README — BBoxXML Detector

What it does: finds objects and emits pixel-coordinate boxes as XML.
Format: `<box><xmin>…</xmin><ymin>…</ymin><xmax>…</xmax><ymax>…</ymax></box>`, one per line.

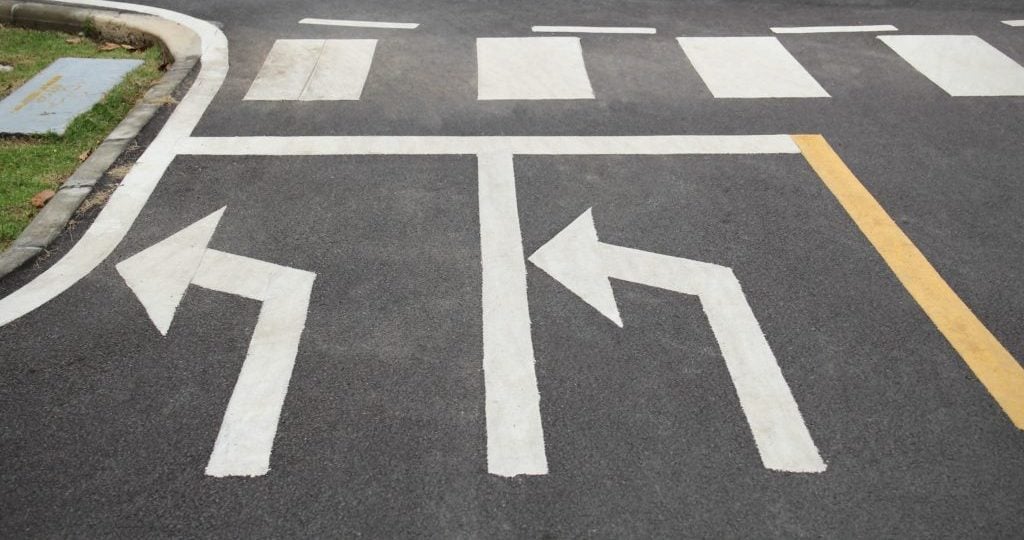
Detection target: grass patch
<box><xmin>0</xmin><ymin>25</ymin><xmax>163</xmax><ymax>250</ymax></box>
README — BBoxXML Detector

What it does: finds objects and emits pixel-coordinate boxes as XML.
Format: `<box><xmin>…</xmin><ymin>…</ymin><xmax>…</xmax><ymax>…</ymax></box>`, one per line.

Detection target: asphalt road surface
<box><xmin>2</xmin><ymin>0</ymin><xmax>1023</xmax><ymax>536</ymax></box>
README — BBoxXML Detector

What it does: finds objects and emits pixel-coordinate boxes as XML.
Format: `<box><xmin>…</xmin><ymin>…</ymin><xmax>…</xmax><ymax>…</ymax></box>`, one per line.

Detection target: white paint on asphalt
<box><xmin>478</xmin><ymin>153</ymin><xmax>548</xmax><ymax>477</ymax></box>
<box><xmin>677</xmin><ymin>36</ymin><xmax>830</xmax><ymax>98</ymax></box>
<box><xmin>532</xmin><ymin>25</ymin><xmax>656</xmax><ymax>34</ymax></box>
<box><xmin>879</xmin><ymin>35</ymin><xmax>1024</xmax><ymax>96</ymax></box>
<box><xmin>117</xmin><ymin>208</ymin><xmax>317</xmax><ymax>477</ymax></box>
<box><xmin>245</xmin><ymin>39</ymin><xmax>377</xmax><ymax>101</ymax></box>
<box><xmin>771</xmin><ymin>24</ymin><xmax>897</xmax><ymax>34</ymax></box>
<box><xmin>529</xmin><ymin>209</ymin><xmax>827</xmax><ymax>473</ymax></box>
<box><xmin>477</xmin><ymin>37</ymin><xmax>595</xmax><ymax>100</ymax></box>
<box><xmin>199</xmin><ymin>251</ymin><xmax>316</xmax><ymax>477</ymax></box>
<box><xmin>0</xmin><ymin>0</ymin><xmax>228</xmax><ymax>328</ymax></box>
<box><xmin>299</xmin><ymin>17</ymin><xmax>418</xmax><ymax>29</ymax></box>
<box><xmin>115</xmin><ymin>207</ymin><xmax>225</xmax><ymax>335</ymax></box>
<box><xmin>1002</xmin><ymin>20</ymin><xmax>1024</xmax><ymax>27</ymax></box>
<box><xmin>244</xmin><ymin>40</ymin><xmax>321</xmax><ymax>100</ymax></box>
<box><xmin>178</xmin><ymin>135</ymin><xmax>802</xmax><ymax>156</ymax></box>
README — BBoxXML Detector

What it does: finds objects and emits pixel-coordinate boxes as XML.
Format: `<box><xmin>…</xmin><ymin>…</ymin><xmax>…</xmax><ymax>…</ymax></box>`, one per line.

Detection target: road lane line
<box><xmin>878</xmin><ymin>35</ymin><xmax>1024</xmax><ymax>96</ymax></box>
<box><xmin>178</xmin><ymin>135</ymin><xmax>801</xmax><ymax>156</ymax></box>
<box><xmin>771</xmin><ymin>24</ymin><xmax>897</xmax><ymax>34</ymax></box>
<box><xmin>1003</xmin><ymin>20</ymin><xmax>1024</xmax><ymax>27</ymax></box>
<box><xmin>0</xmin><ymin>0</ymin><xmax>227</xmax><ymax>328</ymax></box>
<box><xmin>478</xmin><ymin>153</ymin><xmax>548</xmax><ymax>477</ymax></box>
<box><xmin>793</xmin><ymin>134</ymin><xmax>1024</xmax><ymax>430</ymax></box>
<box><xmin>477</xmin><ymin>37</ymin><xmax>595</xmax><ymax>100</ymax></box>
<box><xmin>299</xmin><ymin>17</ymin><xmax>418</xmax><ymax>29</ymax></box>
<box><xmin>531</xmin><ymin>25</ymin><xmax>656</xmax><ymax>34</ymax></box>
<box><xmin>677</xmin><ymin>37</ymin><xmax>830</xmax><ymax>98</ymax></box>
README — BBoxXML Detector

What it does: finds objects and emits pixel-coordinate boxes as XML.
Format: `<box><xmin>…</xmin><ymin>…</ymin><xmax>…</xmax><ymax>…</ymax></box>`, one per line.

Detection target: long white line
<box><xmin>478</xmin><ymin>153</ymin><xmax>548</xmax><ymax>477</ymax></box>
<box><xmin>178</xmin><ymin>135</ymin><xmax>801</xmax><ymax>156</ymax></box>
<box><xmin>299</xmin><ymin>18</ymin><xmax>418</xmax><ymax>29</ymax></box>
<box><xmin>1003</xmin><ymin>20</ymin><xmax>1024</xmax><ymax>27</ymax></box>
<box><xmin>532</xmin><ymin>25</ymin><xmax>656</xmax><ymax>34</ymax></box>
<box><xmin>771</xmin><ymin>24</ymin><xmax>898</xmax><ymax>34</ymax></box>
<box><xmin>0</xmin><ymin>0</ymin><xmax>228</xmax><ymax>327</ymax></box>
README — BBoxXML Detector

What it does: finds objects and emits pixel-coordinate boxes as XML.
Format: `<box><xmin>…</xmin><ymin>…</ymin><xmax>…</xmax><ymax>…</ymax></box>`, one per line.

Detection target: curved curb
<box><xmin>0</xmin><ymin>1</ymin><xmax>200</xmax><ymax>277</ymax></box>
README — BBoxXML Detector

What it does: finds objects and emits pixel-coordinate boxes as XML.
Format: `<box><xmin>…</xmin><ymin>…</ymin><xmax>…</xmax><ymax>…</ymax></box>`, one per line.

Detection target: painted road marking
<box><xmin>116</xmin><ymin>208</ymin><xmax>317</xmax><ymax>476</ymax></box>
<box><xmin>794</xmin><ymin>135</ymin><xmax>1024</xmax><ymax>430</ymax></box>
<box><xmin>677</xmin><ymin>37</ymin><xmax>830</xmax><ymax>98</ymax></box>
<box><xmin>1003</xmin><ymin>20</ymin><xmax>1024</xmax><ymax>27</ymax></box>
<box><xmin>771</xmin><ymin>24</ymin><xmax>897</xmax><ymax>34</ymax></box>
<box><xmin>530</xmin><ymin>209</ymin><xmax>826</xmax><ymax>472</ymax></box>
<box><xmin>177</xmin><ymin>135</ymin><xmax>801</xmax><ymax>155</ymax></box>
<box><xmin>0</xmin><ymin>0</ymin><xmax>227</xmax><ymax>328</ymax></box>
<box><xmin>878</xmin><ymin>35</ymin><xmax>1024</xmax><ymax>96</ymax></box>
<box><xmin>531</xmin><ymin>25</ymin><xmax>656</xmax><ymax>34</ymax></box>
<box><xmin>245</xmin><ymin>39</ymin><xmax>377</xmax><ymax>101</ymax></box>
<box><xmin>177</xmin><ymin>133</ymin><xmax>808</xmax><ymax>475</ymax></box>
<box><xmin>479</xmin><ymin>153</ymin><xmax>548</xmax><ymax>477</ymax></box>
<box><xmin>298</xmin><ymin>17</ymin><xmax>418</xmax><ymax>29</ymax></box>
<box><xmin>477</xmin><ymin>37</ymin><xmax>595</xmax><ymax>100</ymax></box>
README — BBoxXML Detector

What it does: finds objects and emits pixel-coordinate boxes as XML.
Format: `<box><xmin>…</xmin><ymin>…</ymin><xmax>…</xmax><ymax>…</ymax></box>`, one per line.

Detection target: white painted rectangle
<box><xmin>244</xmin><ymin>39</ymin><xmax>323</xmax><ymax>101</ymax></box>
<box><xmin>677</xmin><ymin>37</ymin><xmax>829</xmax><ymax>98</ymax></box>
<box><xmin>771</xmin><ymin>24</ymin><xmax>897</xmax><ymax>34</ymax></box>
<box><xmin>302</xmin><ymin>39</ymin><xmax>377</xmax><ymax>100</ymax></box>
<box><xmin>477</xmin><ymin>37</ymin><xmax>595</xmax><ymax>100</ymax></box>
<box><xmin>879</xmin><ymin>35</ymin><xmax>1024</xmax><ymax>96</ymax></box>
<box><xmin>531</xmin><ymin>25</ymin><xmax>656</xmax><ymax>34</ymax></box>
<box><xmin>299</xmin><ymin>17</ymin><xmax>418</xmax><ymax>29</ymax></box>
<box><xmin>245</xmin><ymin>39</ymin><xmax>377</xmax><ymax>101</ymax></box>
<box><xmin>1003</xmin><ymin>20</ymin><xmax>1024</xmax><ymax>27</ymax></box>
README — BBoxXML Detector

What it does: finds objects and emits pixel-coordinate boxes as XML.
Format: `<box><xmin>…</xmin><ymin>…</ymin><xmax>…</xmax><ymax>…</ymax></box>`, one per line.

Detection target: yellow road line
<box><xmin>792</xmin><ymin>134</ymin><xmax>1024</xmax><ymax>429</ymax></box>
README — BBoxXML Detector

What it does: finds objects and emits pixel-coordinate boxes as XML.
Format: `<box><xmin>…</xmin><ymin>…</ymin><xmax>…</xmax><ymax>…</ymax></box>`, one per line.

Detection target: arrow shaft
<box><xmin>599</xmin><ymin>242</ymin><xmax>825</xmax><ymax>473</ymax></box>
<box><xmin>194</xmin><ymin>249</ymin><xmax>317</xmax><ymax>477</ymax></box>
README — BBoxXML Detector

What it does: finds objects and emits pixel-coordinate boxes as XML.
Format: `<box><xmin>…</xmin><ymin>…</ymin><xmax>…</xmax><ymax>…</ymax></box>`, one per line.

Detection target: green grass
<box><xmin>0</xmin><ymin>25</ymin><xmax>163</xmax><ymax>250</ymax></box>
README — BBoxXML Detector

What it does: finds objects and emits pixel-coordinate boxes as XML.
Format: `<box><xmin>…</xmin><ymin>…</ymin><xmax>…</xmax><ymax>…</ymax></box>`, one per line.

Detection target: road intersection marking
<box><xmin>116</xmin><ymin>207</ymin><xmax>317</xmax><ymax>476</ymax></box>
<box><xmin>2</xmin><ymin>0</ymin><xmax>1023</xmax><ymax>480</ymax></box>
<box><xmin>477</xmin><ymin>37</ymin><xmax>595</xmax><ymax>100</ymax></box>
<box><xmin>529</xmin><ymin>209</ymin><xmax>827</xmax><ymax>473</ymax></box>
<box><xmin>245</xmin><ymin>39</ymin><xmax>377</xmax><ymax>101</ymax></box>
<box><xmin>879</xmin><ymin>35</ymin><xmax>1024</xmax><ymax>96</ymax></box>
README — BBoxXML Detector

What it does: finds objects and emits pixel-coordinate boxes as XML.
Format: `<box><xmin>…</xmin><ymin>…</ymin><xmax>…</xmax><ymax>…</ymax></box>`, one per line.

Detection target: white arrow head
<box><xmin>528</xmin><ymin>208</ymin><xmax>623</xmax><ymax>327</ymax></box>
<box><xmin>115</xmin><ymin>207</ymin><xmax>226</xmax><ymax>335</ymax></box>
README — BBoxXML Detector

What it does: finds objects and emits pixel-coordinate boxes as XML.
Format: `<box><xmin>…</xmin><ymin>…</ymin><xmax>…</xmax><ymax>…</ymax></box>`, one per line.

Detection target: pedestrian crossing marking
<box><xmin>677</xmin><ymin>36</ymin><xmax>829</xmax><ymax>98</ymax></box>
<box><xmin>244</xmin><ymin>39</ymin><xmax>377</xmax><ymax>101</ymax></box>
<box><xmin>879</xmin><ymin>35</ymin><xmax>1024</xmax><ymax>96</ymax></box>
<box><xmin>477</xmin><ymin>37</ymin><xmax>595</xmax><ymax>100</ymax></box>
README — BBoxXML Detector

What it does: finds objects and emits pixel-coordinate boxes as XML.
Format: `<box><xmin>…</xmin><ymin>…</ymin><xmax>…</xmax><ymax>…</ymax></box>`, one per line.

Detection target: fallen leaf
<box><xmin>31</xmin><ymin>190</ymin><xmax>56</xmax><ymax>209</ymax></box>
<box><xmin>98</xmin><ymin>42</ymin><xmax>120</xmax><ymax>51</ymax></box>
<box><xmin>78</xmin><ymin>149</ymin><xmax>91</xmax><ymax>161</ymax></box>
<box><xmin>65</xmin><ymin>37</ymin><xmax>83</xmax><ymax>44</ymax></box>
<box><xmin>120</xmin><ymin>43</ymin><xmax>138</xmax><ymax>50</ymax></box>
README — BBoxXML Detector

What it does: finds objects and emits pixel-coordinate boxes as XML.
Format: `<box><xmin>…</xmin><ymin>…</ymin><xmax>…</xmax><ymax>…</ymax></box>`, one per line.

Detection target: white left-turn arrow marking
<box><xmin>529</xmin><ymin>208</ymin><xmax>826</xmax><ymax>473</ymax></box>
<box><xmin>116</xmin><ymin>207</ymin><xmax>317</xmax><ymax>477</ymax></box>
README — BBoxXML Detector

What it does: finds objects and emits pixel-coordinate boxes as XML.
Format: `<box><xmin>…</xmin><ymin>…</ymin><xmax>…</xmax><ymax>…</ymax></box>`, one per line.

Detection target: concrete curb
<box><xmin>0</xmin><ymin>1</ymin><xmax>201</xmax><ymax>277</ymax></box>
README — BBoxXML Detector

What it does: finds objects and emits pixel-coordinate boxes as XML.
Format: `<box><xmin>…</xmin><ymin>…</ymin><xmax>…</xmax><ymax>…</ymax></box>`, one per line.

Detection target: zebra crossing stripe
<box><xmin>244</xmin><ymin>39</ymin><xmax>377</xmax><ymax>101</ymax></box>
<box><xmin>477</xmin><ymin>37</ymin><xmax>595</xmax><ymax>100</ymax></box>
<box><xmin>879</xmin><ymin>35</ymin><xmax>1024</xmax><ymax>96</ymax></box>
<box><xmin>677</xmin><ymin>37</ymin><xmax>829</xmax><ymax>98</ymax></box>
